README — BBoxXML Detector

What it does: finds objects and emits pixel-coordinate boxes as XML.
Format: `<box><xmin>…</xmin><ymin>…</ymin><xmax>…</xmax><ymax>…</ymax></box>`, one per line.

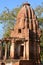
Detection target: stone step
<box><xmin>13</xmin><ymin>61</ymin><xmax>19</xmax><ymax>65</ymax></box>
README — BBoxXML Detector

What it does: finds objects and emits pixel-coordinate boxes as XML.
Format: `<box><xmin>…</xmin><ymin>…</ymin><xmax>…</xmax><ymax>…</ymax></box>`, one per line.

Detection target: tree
<box><xmin>2</xmin><ymin>6</ymin><xmax>21</xmax><ymax>38</ymax></box>
<box><xmin>34</xmin><ymin>2</ymin><xmax>43</xmax><ymax>22</ymax></box>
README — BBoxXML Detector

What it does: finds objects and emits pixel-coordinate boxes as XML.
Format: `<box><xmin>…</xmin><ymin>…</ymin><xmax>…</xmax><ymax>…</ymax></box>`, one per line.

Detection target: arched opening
<box><xmin>1</xmin><ymin>63</ymin><xmax>5</xmax><ymax>65</ymax></box>
<box><xmin>14</xmin><ymin>40</ymin><xmax>24</xmax><ymax>59</ymax></box>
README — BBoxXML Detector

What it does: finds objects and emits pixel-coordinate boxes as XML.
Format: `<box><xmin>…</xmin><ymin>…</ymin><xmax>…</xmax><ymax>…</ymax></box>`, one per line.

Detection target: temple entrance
<box><xmin>1</xmin><ymin>63</ymin><xmax>5</xmax><ymax>65</ymax></box>
<box><xmin>14</xmin><ymin>40</ymin><xmax>24</xmax><ymax>59</ymax></box>
<box><xmin>20</xmin><ymin>45</ymin><xmax>24</xmax><ymax>57</ymax></box>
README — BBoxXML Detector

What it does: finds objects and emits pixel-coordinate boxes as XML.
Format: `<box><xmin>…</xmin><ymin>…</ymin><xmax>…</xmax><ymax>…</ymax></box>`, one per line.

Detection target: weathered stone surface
<box><xmin>0</xmin><ymin>2</ymin><xmax>41</xmax><ymax>65</ymax></box>
<box><xmin>10</xmin><ymin>2</ymin><xmax>41</xmax><ymax>63</ymax></box>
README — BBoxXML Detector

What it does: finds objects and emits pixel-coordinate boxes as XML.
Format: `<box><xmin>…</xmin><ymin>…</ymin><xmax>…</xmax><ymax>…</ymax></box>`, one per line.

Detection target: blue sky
<box><xmin>0</xmin><ymin>0</ymin><xmax>43</xmax><ymax>13</ymax></box>
<box><xmin>0</xmin><ymin>0</ymin><xmax>43</xmax><ymax>39</ymax></box>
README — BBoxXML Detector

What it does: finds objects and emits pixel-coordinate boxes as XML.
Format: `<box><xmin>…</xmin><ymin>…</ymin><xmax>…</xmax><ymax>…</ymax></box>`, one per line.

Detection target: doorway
<box><xmin>1</xmin><ymin>63</ymin><xmax>5</xmax><ymax>65</ymax></box>
<box><xmin>20</xmin><ymin>45</ymin><xmax>24</xmax><ymax>57</ymax></box>
<box><xmin>14</xmin><ymin>40</ymin><xmax>24</xmax><ymax>59</ymax></box>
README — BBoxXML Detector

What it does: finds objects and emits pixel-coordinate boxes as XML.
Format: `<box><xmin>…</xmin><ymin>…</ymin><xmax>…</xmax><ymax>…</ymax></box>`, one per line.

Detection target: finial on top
<box><xmin>23</xmin><ymin>2</ymin><xmax>30</xmax><ymax>6</ymax></box>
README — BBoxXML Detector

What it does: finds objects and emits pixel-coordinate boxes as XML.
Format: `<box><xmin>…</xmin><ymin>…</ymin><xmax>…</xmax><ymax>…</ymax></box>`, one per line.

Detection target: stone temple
<box><xmin>0</xmin><ymin>3</ymin><xmax>41</xmax><ymax>65</ymax></box>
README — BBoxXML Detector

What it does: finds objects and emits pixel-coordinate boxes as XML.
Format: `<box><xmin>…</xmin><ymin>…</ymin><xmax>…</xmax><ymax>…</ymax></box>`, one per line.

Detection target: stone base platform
<box><xmin>0</xmin><ymin>59</ymin><xmax>36</xmax><ymax>65</ymax></box>
<box><xmin>19</xmin><ymin>60</ymin><xmax>35</xmax><ymax>65</ymax></box>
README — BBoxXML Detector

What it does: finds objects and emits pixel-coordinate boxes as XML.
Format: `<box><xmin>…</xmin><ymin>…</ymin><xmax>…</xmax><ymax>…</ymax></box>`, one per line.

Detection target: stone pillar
<box><xmin>37</xmin><ymin>41</ymin><xmax>40</xmax><ymax>64</ymax></box>
<box><xmin>10</xmin><ymin>38</ymin><xmax>15</xmax><ymax>59</ymax></box>
<box><xmin>4</xmin><ymin>41</ymin><xmax>7</xmax><ymax>60</ymax></box>
<box><xmin>0</xmin><ymin>62</ymin><xmax>1</xmax><ymax>65</ymax></box>
<box><xmin>26</xmin><ymin>40</ymin><xmax>29</xmax><ymax>60</ymax></box>
<box><xmin>23</xmin><ymin>42</ymin><xmax>26</xmax><ymax>59</ymax></box>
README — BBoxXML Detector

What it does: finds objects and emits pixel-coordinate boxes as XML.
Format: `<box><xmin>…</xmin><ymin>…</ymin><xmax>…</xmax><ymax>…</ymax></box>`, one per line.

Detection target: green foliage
<box><xmin>38</xmin><ymin>18</ymin><xmax>43</xmax><ymax>22</ymax></box>
<box><xmin>2</xmin><ymin>6</ymin><xmax>21</xmax><ymax>38</ymax></box>
<box><xmin>34</xmin><ymin>2</ymin><xmax>43</xmax><ymax>23</ymax></box>
<box><xmin>0</xmin><ymin>6</ymin><xmax>21</xmax><ymax>20</ymax></box>
<box><xmin>3</xmin><ymin>20</ymin><xmax>15</xmax><ymax>38</ymax></box>
<box><xmin>34</xmin><ymin>3</ymin><xmax>43</xmax><ymax>18</ymax></box>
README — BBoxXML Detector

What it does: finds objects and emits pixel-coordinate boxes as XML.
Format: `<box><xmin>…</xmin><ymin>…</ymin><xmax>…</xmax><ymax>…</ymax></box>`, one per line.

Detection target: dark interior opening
<box><xmin>1</xmin><ymin>63</ymin><xmax>5</xmax><ymax>65</ymax></box>
<box><xmin>2</xmin><ymin>46</ymin><xmax>5</xmax><ymax>59</ymax></box>
<box><xmin>7</xmin><ymin>42</ymin><xmax>10</xmax><ymax>59</ymax></box>
<box><xmin>20</xmin><ymin>45</ymin><xmax>24</xmax><ymax>57</ymax></box>
<box><xmin>18</xmin><ymin>29</ymin><xmax>21</xmax><ymax>33</ymax></box>
<box><xmin>14</xmin><ymin>40</ymin><xmax>24</xmax><ymax>59</ymax></box>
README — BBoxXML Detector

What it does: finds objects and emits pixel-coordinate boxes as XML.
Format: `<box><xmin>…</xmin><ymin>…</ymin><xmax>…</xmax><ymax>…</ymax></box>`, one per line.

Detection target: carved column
<box><xmin>23</xmin><ymin>42</ymin><xmax>26</xmax><ymax>59</ymax></box>
<box><xmin>26</xmin><ymin>40</ymin><xmax>29</xmax><ymax>60</ymax></box>
<box><xmin>4</xmin><ymin>41</ymin><xmax>7</xmax><ymax>60</ymax></box>
<box><xmin>0</xmin><ymin>62</ymin><xmax>1</xmax><ymax>65</ymax></box>
<box><xmin>10</xmin><ymin>38</ymin><xmax>15</xmax><ymax>59</ymax></box>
